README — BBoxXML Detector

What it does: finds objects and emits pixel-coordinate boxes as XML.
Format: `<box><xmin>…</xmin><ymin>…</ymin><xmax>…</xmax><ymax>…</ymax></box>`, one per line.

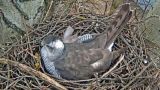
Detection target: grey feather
<box><xmin>77</xmin><ymin>34</ymin><xmax>94</xmax><ymax>43</ymax></box>
<box><xmin>41</xmin><ymin>46</ymin><xmax>62</xmax><ymax>79</ymax></box>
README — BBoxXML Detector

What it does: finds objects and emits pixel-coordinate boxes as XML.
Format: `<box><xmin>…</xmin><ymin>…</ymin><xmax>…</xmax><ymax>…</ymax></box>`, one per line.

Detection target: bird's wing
<box><xmin>54</xmin><ymin>48</ymin><xmax>108</xmax><ymax>79</ymax></box>
<box><xmin>63</xmin><ymin>26</ymin><xmax>75</xmax><ymax>39</ymax></box>
<box><xmin>54</xmin><ymin>45</ymin><xmax>125</xmax><ymax>79</ymax></box>
<box><xmin>90</xmin><ymin>47</ymin><xmax>126</xmax><ymax>72</ymax></box>
<box><xmin>63</xmin><ymin>26</ymin><xmax>79</xmax><ymax>43</ymax></box>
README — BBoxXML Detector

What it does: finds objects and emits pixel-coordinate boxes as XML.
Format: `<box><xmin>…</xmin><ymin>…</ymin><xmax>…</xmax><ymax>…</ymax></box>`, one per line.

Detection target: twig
<box><xmin>101</xmin><ymin>55</ymin><xmax>124</xmax><ymax>78</ymax></box>
<box><xmin>0</xmin><ymin>58</ymin><xmax>67</xmax><ymax>90</ymax></box>
<box><xmin>121</xmin><ymin>61</ymin><xmax>152</xmax><ymax>90</ymax></box>
<box><xmin>43</xmin><ymin>0</ymin><xmax>53</xmax><ymax>22</ymax></box>
<box><xmin>86</xmin><ymin>55</ymin><xmax>124</xmax><ymax>90</ymax></box>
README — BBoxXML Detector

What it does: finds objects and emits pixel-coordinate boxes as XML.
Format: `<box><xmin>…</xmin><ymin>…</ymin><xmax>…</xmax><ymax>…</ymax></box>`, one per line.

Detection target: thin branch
<box><xmin>101</xmin><ymin>55</ymin><xmax>124</xmax><ymax>78</ymax></box>
<box><xmin>0</xmin><ymin>58</ymin><xmax>67</xmax><ymax>90</ymax></box>
<box><xmin>121</xmin><ymin>62</ymin><xmax>152</xmax><ymax>90</ymax></box>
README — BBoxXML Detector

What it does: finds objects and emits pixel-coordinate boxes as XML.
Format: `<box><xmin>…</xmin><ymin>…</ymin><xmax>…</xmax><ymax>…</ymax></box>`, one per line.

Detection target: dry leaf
<box><xmin>34</xmin><ymin>52</ymin><xmax>41</xmax><ymax>70</ymax></box>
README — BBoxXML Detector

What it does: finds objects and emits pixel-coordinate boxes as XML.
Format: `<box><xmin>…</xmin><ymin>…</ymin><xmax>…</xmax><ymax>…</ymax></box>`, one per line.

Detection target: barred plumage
<box><xmin>40</xmin><ymin>43</ymin><xmax>62</xmax><ymax>79</ymax></box>
<box><xmin>40</xmin><ymin>3</ymin><xmax>132</xmax><ymax>80</ymax></box>
<box><xmin>41</xmin><ymin>34</ymin><xmax>94</xmax><ymax>79</ymax></box>
<box><xmin>77</xmin><ymin>34</ymin><xmax>94</xmax><ymax>43</ymax></box>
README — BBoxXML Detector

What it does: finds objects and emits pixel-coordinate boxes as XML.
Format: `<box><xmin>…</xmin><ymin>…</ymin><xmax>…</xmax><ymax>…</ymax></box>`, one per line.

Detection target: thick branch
<box><xmin>0</xmin><ymin>58</ymin><xmax>67</xmax><ymax>90</ymax></box>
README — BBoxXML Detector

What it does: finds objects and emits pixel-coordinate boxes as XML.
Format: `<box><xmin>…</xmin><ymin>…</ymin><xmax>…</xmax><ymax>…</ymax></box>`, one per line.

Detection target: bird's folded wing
<box><xmin>54</xmin><ymin>48</ymin><xmax>110</xmax><ymax>79</ymax></box>
<box><xmin>90</xmin><ymin>47</ymin><xmax>126</xmax><ymax>72</ymax></box>
<box><xmin>63</xmin><ymin>26</ymin><xmax>79</xmax><ymax>43</ymax></box>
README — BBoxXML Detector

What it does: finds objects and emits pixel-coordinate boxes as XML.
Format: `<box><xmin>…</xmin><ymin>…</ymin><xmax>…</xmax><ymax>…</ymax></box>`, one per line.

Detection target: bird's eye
<box><xmin>46</xmin><ymin>44</ymin><xmax>54</xmax><ymax>50</ymax></box>
<box><xmin>45</xmin><ymin>45</ymin><xmax>56</xmax><ymax>54</ymax></box>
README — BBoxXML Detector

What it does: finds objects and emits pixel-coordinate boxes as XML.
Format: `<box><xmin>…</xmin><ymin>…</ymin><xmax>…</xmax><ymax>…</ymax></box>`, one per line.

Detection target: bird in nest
<box><xmin>40</xmin><ymin>3</ymin><xmax>133</xmax><ymax>80</ymax></box>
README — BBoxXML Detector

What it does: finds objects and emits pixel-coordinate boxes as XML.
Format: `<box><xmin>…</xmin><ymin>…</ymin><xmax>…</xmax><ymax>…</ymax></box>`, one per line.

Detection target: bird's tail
<box><xmin>103</xmin><ymin>3</ymin><xmax>133</xmax><ymax>49</ymax></box>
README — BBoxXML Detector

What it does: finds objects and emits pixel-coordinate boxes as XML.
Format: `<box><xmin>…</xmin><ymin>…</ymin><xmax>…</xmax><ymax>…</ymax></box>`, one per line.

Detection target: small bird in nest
<box><xmin>40</xmin><ymin>3</ymin><xmax>133</xmax><ymax>80</ymax></box>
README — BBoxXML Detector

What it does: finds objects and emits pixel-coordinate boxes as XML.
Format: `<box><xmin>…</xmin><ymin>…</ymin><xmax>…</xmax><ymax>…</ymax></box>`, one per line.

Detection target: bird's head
<box><xmin>41</xmin><ymin>35</ymin><xmax>64</xmax><ymax>61</ymax></box>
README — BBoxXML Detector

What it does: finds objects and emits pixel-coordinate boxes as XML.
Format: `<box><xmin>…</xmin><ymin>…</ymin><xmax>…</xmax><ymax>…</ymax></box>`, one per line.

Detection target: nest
<box><xmin>0</xmin><ymin>1</ymin><xmax>160</xmax><ymax>90</ymax></box>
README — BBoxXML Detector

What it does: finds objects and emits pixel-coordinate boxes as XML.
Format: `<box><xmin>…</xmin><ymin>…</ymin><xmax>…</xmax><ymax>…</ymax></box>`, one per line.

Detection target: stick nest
<box><xmin>0</xmin><ymin>2</ymin><xmax>159</xmax><ymax>90</ymax></box>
